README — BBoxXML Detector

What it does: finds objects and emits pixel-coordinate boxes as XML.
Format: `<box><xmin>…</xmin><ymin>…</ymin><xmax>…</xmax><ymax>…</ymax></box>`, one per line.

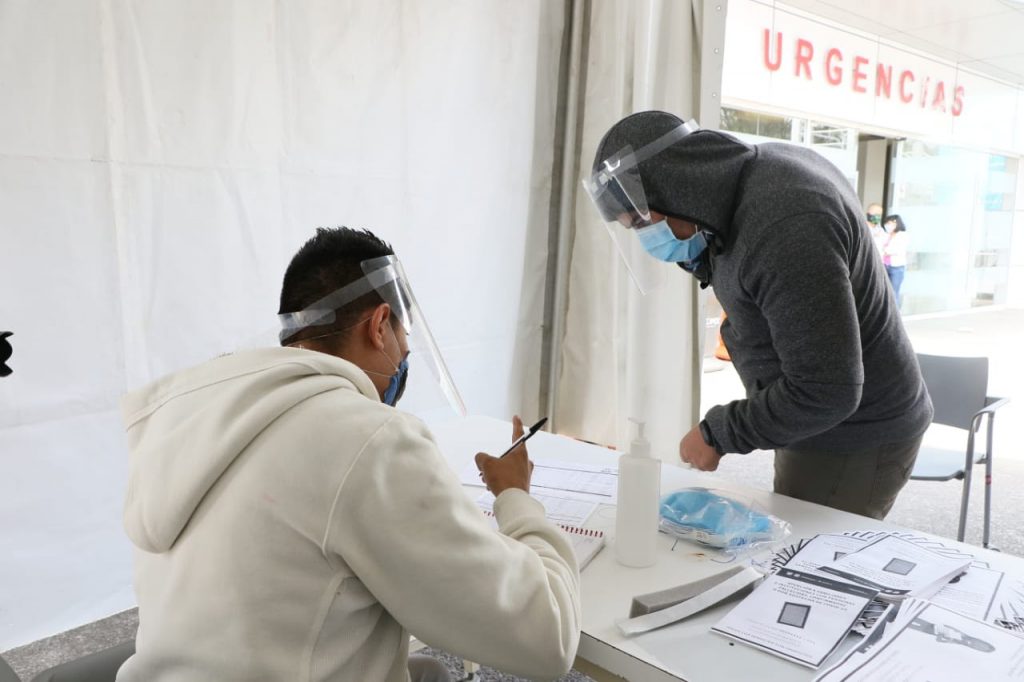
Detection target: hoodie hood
<box><xmin>120</xmin><ymin>347</ymin><xmax>379</xmax><ymax>553</ymax></box>
<box><xmin>592</xmin><ymin>110</ymin><xmax>756</xmax><ymax>240</ymax></box>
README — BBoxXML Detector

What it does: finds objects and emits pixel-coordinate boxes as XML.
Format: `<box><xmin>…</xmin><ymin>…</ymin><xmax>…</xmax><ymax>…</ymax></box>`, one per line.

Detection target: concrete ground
<box><xmin>704</xmin><ymin>306</ymin><xmax>1024</xmax><ymax>556</ymax></box>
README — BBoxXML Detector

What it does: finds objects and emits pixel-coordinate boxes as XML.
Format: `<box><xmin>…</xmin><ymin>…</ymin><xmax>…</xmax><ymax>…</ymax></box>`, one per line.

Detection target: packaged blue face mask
<box><xmin>659</xmin><ymin>487</ymin><xmax>790</xmax><ymax>551</ymax></box>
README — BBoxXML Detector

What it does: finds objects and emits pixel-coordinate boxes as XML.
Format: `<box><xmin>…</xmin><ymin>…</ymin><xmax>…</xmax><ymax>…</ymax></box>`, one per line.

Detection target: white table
<box><xmin>429</xmin><ymin>415</ymin><xmax>1021</xmax><ymax>682</ymax></box>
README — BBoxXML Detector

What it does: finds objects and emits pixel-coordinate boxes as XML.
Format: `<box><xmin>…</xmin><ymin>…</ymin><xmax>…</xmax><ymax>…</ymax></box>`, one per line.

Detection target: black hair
<box><xmin>278</xmin><ymin>227</ymin><xmax>394</xmax><ymax>346</ymax></box>
<box><xmin>883</xmin><ymin>214</ymin><xmax>907</xmax><ymax>232</ymax></box>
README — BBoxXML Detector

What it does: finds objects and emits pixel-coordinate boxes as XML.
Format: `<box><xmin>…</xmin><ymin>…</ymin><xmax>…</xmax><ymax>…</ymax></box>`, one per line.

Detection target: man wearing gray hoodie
<box><xmin>583</xmin><ymin>111</ymin><xmax>932</xmax><ymax>520</ymax></box>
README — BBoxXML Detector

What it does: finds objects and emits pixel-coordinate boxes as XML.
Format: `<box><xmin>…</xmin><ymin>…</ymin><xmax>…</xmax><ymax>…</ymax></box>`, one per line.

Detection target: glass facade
<box><xmin>718</xmin><ymin>107</ymin><xmax>859</xmax><ymax>190</ymax></box>
<box><xmin>890</xmin><ymin>142</ymin><xmax>1018</xmax><ymax>314</ymax></box>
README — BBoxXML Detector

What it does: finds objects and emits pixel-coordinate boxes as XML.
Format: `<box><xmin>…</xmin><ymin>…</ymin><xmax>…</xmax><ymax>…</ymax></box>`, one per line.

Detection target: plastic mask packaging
<box><xmin>659</xmin><ymin>487</ymin><xmax>790</xmax><ymax>552</ymax></box>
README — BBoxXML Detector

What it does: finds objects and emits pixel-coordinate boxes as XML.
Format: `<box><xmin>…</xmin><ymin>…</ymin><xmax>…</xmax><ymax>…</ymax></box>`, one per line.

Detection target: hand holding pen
<box><xmin>498</xmin><ymin>417</ymin><xmax>548</xmax><ymax>458</ymax></box>
<box><xmin>474</xmin><ymin>416</ymin><xmax>546</xmax><ymax>496</ymax></box>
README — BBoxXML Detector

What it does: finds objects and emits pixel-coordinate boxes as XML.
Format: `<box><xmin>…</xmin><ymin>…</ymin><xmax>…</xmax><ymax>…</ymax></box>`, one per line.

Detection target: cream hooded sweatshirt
<box><xmin>116</xmin><ymin>347</ymin><xmax>580</xmax><ymax>682</ymax></box>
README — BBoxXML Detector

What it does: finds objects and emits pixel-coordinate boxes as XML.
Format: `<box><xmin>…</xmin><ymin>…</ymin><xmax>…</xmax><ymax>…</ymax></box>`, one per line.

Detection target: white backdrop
<box><xmin>0</xmin><ymin>0</ymin><xmax>719</xmax><ymax>651</ymax></box>
<box><xmin>555</xmin><ymin>0</ymin><xmax>722</xmax><ymax>462</ymax></box>
<box><xmin>0</xmin><ymin>0</ymin><xmax>565</xmax><ymax>649</ymax></box>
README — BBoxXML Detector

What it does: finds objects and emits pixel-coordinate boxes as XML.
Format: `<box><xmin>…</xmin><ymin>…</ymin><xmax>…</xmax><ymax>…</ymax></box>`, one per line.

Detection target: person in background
<box><xmin>582</xmin><ymin>111</ymin><xmax>933</xmax><ymax>520</ymax></box>
<box><xmin>115</xmin><ymin>227</ymin><xmax>581</xmax><ymax>682</ymax></box>
<box><xmin>866</xmin><ymin>202</ymin><xmax>887</xmax><ymax>256</ymax></box>
<box><xmin>882</xmin><ymin>214</ymin><xmax>909</xmax><ymax>303</ymax></box>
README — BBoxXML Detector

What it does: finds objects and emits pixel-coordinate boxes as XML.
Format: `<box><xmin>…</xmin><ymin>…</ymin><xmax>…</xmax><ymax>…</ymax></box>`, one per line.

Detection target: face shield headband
<box><xmin>581</xmin><ymin>119</ymin><xmax>702</xmax><ymax>294</ymax></box>
<box><xmin>278</xmin><ymin>255</ymin><xmax>466</xmax><ymax>417</ymax></box>
<box><xmin>582</xmin><ymin>119</ymin><xmax>700</xmax><ymax>230</ymax></box>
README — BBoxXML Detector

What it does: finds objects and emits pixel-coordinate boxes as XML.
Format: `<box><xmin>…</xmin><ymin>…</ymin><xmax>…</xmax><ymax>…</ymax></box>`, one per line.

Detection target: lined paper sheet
<box><xmin>461</xmin><ymin>458</ymin><xmax>618</xmax><ymax>505</ymax></box>
<box><xmin>475</xmin><ymin>491</ymin><xmax>598</xmax><ymax>527</ymax></box>
<box><xmin>481</xmin><ymin>508</ymin><xmax>605</xmax><ymax>570</ymax></box>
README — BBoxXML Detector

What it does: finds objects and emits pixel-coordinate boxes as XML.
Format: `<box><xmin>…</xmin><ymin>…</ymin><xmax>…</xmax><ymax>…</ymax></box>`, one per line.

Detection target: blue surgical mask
<box><xmin>636</xmin><ymin>220</ymin><xmax>708</xmax><ymax>263</ymax></box>
<box><xmin>367</xmin><ymin>323</ymin><xmax>410</xmax><ymax>406</ymax></box>
<box><xmin>383</xmin><ymin>356</ymin><xmax>409</xmax><ymax>406</ymax></box>
<box><xmin>659</xmin><ymin>487</ymin><xmax>780</xmax><ymax>549</ymax></box>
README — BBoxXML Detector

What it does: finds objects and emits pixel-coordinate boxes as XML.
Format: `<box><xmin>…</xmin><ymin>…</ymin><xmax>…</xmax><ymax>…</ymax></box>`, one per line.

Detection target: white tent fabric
<box><xmin>0</xmin><ymin>0</ymin><xmax>719</xmax><ymax>651</ymax></box>
<box><xmin>554</xmin><ymin>0</ymin><xmax>723</xmax><ymax>462</ymax></box>
<box><xmin>0</xmin><ymin>0</ymin><xmax>566</xmax><ymax>649</ymax></box>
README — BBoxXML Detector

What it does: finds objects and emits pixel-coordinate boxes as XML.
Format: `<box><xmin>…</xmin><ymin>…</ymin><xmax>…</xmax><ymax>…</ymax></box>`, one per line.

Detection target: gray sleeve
<box><xmin>706</xmin><ymin>215</ymin><xmax>864</xmax><ymax>454</ymax></box>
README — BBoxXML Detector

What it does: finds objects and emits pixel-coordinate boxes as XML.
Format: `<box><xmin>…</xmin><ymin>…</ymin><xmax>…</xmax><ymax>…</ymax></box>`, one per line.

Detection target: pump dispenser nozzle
<box><xmin>628</xmin><ymin>417</ymin><xmax>652</xmax><ymax>459</ymax></box>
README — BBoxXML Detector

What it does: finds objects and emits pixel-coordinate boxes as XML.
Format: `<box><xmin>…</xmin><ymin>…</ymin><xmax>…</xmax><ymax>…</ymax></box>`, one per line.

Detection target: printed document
<box><xmin>777</xmin><ymin>534</ymin><xmax>871</xmax><ymax>577</ymax></box>
<box><xmin>818</xmin><ymin>534</ymin><xmax>971</xmax><ymax>601</ymax></box>
<box><xmin>712</xmin><ymin>568</ymin><xmax>878</xmax><ymax>668</ymax></box>
<box><xmin>475</xmin><ymin>490</ymin><xmax>597</xmax><ymax>527</ymax></box>
<box><xmin>815</xmin><ymin>600</ymin><xmax>1024</xmax><ymax>681</ymax></box>
<box><xmin>460</xmin><ymin>458</ymin><xmax>618</xmax><ymax>504</ymax></box>
<box><xmin>929</xmin><ymin>564</ymin><xmax>1006</xmax><ymax>622</ymax></box>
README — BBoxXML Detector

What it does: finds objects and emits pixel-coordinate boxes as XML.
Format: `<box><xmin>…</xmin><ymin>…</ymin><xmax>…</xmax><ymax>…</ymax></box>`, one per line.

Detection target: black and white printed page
<box><xmin>712</xmin><ymin>568</ymin><xmax>878</xmax><ymax>668</ymax></box>
<box><xmin>818</xmin><ymin>534</ymin><xmax>971</xmax><ymax>601</ymax></box>
<box><xmin>814</xmin><ymin>602</ymin><xmax>1024</xmax><ymax>681</ymax></box>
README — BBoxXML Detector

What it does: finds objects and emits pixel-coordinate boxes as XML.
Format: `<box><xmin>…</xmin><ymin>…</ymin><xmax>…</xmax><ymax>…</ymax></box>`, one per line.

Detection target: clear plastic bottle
<box><xmin>614</xmin><ymin>418</ymin><xmax>662</xmax><ymax>567</ymax></box>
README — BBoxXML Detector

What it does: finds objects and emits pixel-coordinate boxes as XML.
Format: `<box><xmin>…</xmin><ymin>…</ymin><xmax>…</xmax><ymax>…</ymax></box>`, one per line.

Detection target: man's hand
<box><xmin>475</xmin><ymin>415</ymin><xmax>534</xmax><ymax>496</ymax></box>
<box><xmin>679</xmin><ymin>425</ymin><xmax>723</xmax><ymax>471</ymax></box>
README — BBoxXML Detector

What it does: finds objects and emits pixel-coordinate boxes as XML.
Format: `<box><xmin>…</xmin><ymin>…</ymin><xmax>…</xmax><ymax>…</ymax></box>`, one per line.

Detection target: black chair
<box><xmin>910</xmin><ymin>353</ymin><xmax>1009</xmax><ymax>548</ymax></box>
<box><xmin>28</xmin><ymin>641</ymin><xmax>134</xmax><ymax>682</ymax></box>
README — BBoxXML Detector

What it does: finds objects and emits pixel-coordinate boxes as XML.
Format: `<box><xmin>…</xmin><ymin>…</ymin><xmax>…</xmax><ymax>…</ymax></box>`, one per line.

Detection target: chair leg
<box><xmin>460</xmin><ymin>660</ymin><xmax>480</xmax><ymax>681</ymax></box>
<box><xmin>983</xmin><ymin>414</ymin><xmax>995</xmax><ymax>550</ymax></box>
<box><xmin>957</xmin><ymin>430</ymin><xmax>976</xmax><ymax>543</ymax></box>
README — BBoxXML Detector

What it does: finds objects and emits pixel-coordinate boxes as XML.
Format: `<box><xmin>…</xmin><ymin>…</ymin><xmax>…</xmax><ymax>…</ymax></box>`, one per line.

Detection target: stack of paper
<box><xmin>711</xmin><ymin>568</ymin><xmax>879</xmax><ymax>668</ymax></box>
<box><xmin>990</xmin><ymin>576</ymin><xmax>1024</xmax><ymax>633</ymax></box>
<box><xmin>814</xmin><ymin>599</ymin><xmax>1024</xmax><ymax>681</ymax></box>
<box><xmin>817</xmin><ymin>534</ymin><xmax>972</xmax><ymax>602</ymax></box>
<box><xmin>714</xmin><ymin>531</ymin><xmax>993</xmax><ymax>668</ymax></box>
<box><xmin>771</xmin><ymin>531</ymin><xmax>1024</xmax><ymax>636</ymax></box>
<box><xmin>768</xmin><ymin>533</ymin><xmax>892</xmax><ymax>634</ymax></box>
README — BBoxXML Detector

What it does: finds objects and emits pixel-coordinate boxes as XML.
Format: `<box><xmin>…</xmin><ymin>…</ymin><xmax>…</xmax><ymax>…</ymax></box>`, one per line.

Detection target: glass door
<box><xmin>889</xmin><ymin>141</ymin><xmax>1018</xmax><ymax>314</ymax></box>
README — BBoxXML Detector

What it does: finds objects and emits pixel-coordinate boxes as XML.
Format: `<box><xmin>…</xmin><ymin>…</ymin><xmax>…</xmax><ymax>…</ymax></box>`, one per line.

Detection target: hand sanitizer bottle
<box><xmin>614</xmin><ymin>418</ymin><xmax>661</xmax><ymax>567</ymax></box>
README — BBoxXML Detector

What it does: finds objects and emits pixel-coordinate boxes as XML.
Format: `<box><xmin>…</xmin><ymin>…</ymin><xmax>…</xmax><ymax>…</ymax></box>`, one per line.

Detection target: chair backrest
<box><xmin>915</xmin><ymin>353</ymin><xmax>989</xmax><ymax>429</ymax></box>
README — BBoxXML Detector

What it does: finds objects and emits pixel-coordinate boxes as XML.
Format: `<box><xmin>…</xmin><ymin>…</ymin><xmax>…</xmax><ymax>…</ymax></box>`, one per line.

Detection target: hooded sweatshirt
<box><xmin>116</xmin><ymin>347</ymin><xmax>580</xmax><ymax>682</ymax></box>
<box><xmin>594</xmin><ymin>111</ymin><xmax>932</xmax><ymax>454</ymax></box>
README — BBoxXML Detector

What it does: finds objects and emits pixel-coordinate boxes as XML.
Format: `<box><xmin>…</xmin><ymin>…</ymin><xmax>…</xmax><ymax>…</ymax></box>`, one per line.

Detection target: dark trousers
<box><xmin>774</xmin><ymin>435</ymin><xmax>923</xmax><ymax>520</ymax></box>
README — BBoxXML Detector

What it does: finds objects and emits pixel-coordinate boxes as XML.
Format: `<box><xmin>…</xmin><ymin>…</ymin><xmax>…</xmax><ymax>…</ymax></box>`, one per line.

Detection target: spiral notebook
<box><xmin>484</xmin><ymin>511</ymin><xmax>605</xmax><ymax>570</ymax></box>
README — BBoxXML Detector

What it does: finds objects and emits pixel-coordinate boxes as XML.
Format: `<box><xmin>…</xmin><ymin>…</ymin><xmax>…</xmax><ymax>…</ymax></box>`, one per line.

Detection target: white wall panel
<box><xmin>0</xmin><ymin>1</ymin><xmax>108</xmax><ymax>160</ymax></box>
<box><xmin>0</xmin><ymin>0</ymin><xmax>564</xmax><ymax>648</ymax></box>
<box><xmin>103</xmin><ymin>0</ymin><xmax>282</xmax><ymax>168</ymax></box>
<box><xmin>113</xmin><ymin>165</ymin><xmax>285</xmax><ymax>384</ymax></box>
<box><xmin>0</xmin><ymin>159</ymin><xmax>124</xmax><ymax>429</ymax></box>
<box><xmin>0</xmin><ymin>410</ymin><xmax>133</xmax><ymax>649</ymax></box>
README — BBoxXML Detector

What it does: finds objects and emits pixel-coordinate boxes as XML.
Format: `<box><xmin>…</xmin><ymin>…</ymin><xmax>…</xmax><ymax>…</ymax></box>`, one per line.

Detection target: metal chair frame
<box><xmin>910</xmin><ymin>353</ymin><xmax>1010</xmax><ymax>549</ymax></box>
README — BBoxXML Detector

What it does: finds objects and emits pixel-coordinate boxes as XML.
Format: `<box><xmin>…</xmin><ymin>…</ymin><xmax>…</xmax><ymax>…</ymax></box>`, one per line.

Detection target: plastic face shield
<box><xmin>278</xmin><ymin>255</ymin><xmax>467</xmax><ymax>419</ymax></box>
<box><xmin>582</xmin><ymin>119</ymin><xmax>700</xmax><ymax>293</ymax></box>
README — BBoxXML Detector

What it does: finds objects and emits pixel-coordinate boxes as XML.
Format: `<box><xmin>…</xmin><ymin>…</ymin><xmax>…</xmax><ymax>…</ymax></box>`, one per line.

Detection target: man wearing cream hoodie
<box><xmin>116</xmin><ymin>227</ymin><xmax>581</xmax><ymax>681</ymax></box>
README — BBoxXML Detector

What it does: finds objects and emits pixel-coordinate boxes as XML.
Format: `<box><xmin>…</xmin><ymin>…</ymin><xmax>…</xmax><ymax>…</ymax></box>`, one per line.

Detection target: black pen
<box><xmin>498</xmin><ymin>417</ymin><xmax>549</xmax><ymax>458</ymax></box>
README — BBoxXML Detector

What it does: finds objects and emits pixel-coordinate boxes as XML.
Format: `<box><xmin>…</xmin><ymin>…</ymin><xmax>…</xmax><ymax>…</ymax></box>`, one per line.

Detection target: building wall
<box><xmin>721</xmin><ymin>0</ymin><xmax>1024</xmax><ymax>312</ymax></box>
<box><xmin>722</xmin><ymin>0</ymin><xmax>1024</xmax><ymax>156</ymax></box>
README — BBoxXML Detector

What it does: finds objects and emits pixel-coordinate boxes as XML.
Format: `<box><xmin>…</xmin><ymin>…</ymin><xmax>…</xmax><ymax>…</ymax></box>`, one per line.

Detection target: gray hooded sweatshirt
<box><xmin>594</xmin><ymin>111</ymin><xmax>932</xmax><ymax>454</ymax></box>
